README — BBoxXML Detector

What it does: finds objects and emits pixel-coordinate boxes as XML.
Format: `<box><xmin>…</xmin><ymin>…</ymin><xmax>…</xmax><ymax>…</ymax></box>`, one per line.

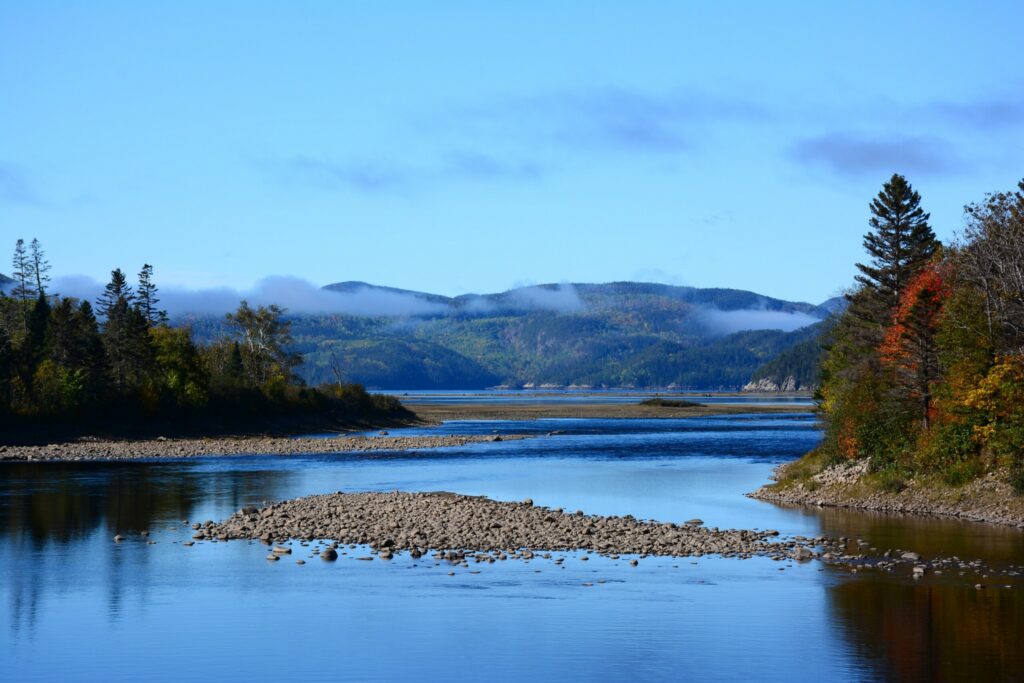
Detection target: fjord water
<box><xmin>3</xmin><ymin>414</ymin><xmax>1023</xmax><ymax>682</ymax></box>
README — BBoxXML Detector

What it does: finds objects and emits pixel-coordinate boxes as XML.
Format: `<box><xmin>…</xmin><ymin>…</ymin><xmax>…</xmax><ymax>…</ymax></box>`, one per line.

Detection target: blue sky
<box><xmin>2</xmin><ymin>1</ymin><xmax>1022</xmax><ymax>304</ymax></box>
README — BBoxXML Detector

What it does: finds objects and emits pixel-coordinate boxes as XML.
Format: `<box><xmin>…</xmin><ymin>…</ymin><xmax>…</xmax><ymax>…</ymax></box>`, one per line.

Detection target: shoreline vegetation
<box><xmin>755</xmin><ymin>175</ymin><xmax>1024</xmax><ymax>523</ymax></box>
<box><xmin>0</xmin><ymin>246</ymin><xmax>415</xmax><ymax>444</ymax></box>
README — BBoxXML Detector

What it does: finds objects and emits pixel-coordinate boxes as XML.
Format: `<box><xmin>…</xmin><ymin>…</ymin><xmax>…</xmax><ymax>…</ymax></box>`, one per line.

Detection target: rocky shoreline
<box><xmin>196</xmin><ymin>491</ymin><xmax>1024</xmax><ymax>582</ymax></box>
<box><xmin>0</xmin><ymin>434</ymin><xmax>525</xmax><ymax>462</ymax></box>
<box><xmin>749</xmin><ymin>460</ymin><xmax>1024</xmax><ymax>529</ymax></box>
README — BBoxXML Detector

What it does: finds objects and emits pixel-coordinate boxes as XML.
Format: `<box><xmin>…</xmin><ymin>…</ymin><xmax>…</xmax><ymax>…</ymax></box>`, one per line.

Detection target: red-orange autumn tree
<box><xmin>879</xmin><ymin>259</ymin><xmax>951</xmax><ymax>429</ymax></box>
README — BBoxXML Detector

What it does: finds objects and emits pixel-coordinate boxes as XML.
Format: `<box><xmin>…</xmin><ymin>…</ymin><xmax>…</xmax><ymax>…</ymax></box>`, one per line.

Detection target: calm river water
<box><xmin>3</xmin><ymin>413</ymin><xmax>1023</xmax><ymax>681</ymax></box>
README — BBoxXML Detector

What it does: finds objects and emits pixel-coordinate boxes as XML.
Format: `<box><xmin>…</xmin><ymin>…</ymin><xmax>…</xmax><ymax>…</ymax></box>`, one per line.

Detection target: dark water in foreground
<box><xmin>3</xmin><ymin>414</ymin><xmax>1023</xmax><ymax>682</ymax></box>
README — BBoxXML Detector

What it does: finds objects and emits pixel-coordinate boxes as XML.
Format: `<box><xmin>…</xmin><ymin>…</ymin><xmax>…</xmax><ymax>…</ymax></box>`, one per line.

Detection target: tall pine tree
<box><xmin>853</xmin><ymin>174</ymin><xmax>938</xmax><ymax>321</ymax></box>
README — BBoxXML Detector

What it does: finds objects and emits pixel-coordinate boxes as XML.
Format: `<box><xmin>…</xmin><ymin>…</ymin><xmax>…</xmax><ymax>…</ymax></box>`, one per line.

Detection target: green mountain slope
<box><xmin>181</xmin><ymin>281</ymin><xmax>829</xmax><ymax>390</ymax></box>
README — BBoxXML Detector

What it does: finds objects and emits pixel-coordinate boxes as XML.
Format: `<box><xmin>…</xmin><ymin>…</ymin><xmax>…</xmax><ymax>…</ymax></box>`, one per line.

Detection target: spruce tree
<box><xmin>854</xmin><ymin>174</ymin><xmax>938</xmax><ymax>319</ymax></box>
<box><xmin>10</xmin><ymin>238</ymin><xmax>34</xmax><ymax>303</ymax></box>
<box><xmin>76</xmin><ymin>301</ymin><xmax>107</xmax><ymax>398</ymax></box>
<box><xmin>96</xmin><ymin>269</ymin><xmax>134</xmax><ymax>320</ymax></box>
<box><xmin>29</xmin><ymin>239</ymin><xmax>51</xmax><ymax>298</ymax></box>
<box><xmin>23</xmin><ymin>294</ymin><xmax>51</xmax><ymax>374</ymax></box>
<box><xmin>136</xmin><ymin>264</ymin><xmax>167</xmax><ymax>325</ymax></box>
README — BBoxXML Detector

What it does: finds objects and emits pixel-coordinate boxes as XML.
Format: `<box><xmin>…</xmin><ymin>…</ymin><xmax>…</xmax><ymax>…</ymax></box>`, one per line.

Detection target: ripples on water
<box><xmin>2</xmin><ymin>413</ymin><xmax>1022</xmax><ymax>682</ymax></box>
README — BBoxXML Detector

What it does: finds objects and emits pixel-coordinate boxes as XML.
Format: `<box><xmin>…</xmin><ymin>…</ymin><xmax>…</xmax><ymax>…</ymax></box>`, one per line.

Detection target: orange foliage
<box><xmin>879</xmin><ymin>263</ymin><xmax>950</xmax><ymax>366</ymax></box>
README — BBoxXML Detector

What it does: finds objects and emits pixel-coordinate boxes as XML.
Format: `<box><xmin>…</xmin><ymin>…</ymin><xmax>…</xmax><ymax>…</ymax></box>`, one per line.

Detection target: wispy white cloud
<box><xmin>696</xmin><ymin>307</ymin><xmax>819</xmax><ymax>335</ymax></box>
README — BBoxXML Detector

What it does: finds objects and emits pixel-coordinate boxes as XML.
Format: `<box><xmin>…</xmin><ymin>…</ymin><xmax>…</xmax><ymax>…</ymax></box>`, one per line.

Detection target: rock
<box><xmin>685</xmin><ymin>519</ymin><xmax>704</xmax><ymax>527</ymax></box>
<box><xmin>266</xmin><ymin>554</ymin><xmax>279</xmax><ymax>561</ymax></box>
<box><xmin>114</xmin><ymin>535</ymin><xmax>124</xmax><ymax>542</ymax></box>
<box><xmin>902</xmin><ymin>552</ymin><xmax>921</xmax><ymax>561</ymax></box>
<box><xmin>522</xmin><ymin>498</ymin><xmax>533</xmax><ymax>506</ymax></box>
<box><xmin>296</xmin><ymin>559</ymin><xmax>305</xmax><ymax>565</ymax></box>
<box><xmin>630</xmin><ymin>559</ymin><xmax>639</xmax><ymax>566</ymax></box>
<box><xmin>272</xmin><ymin>546</ymin><xmax>292</xmax><ymax>554</ymax></box>
<box><xmin>183</xmin><ymin>541</ymin><xmax>194</xmax><ymax>547</ymax></box>
<box><xmin>321</xmin><ymin>548</ymin><xmax>338</xmax><ymax>561</ymax></box>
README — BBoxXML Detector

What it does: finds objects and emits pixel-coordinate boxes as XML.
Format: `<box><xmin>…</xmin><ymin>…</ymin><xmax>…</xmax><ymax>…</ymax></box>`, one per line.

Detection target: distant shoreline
<box><xmin>408</xmin><ymin>401</ymin><xmax>808</xmax><ymax>422</ymax></box>
<box><xmin>0</xmin><ymin>401</ymin><xmax>810</xmax><ymax>459</ymax></box>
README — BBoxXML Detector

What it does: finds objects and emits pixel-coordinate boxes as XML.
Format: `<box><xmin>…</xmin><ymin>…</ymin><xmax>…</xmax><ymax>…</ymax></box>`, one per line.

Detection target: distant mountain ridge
<box><xmin>189</xmin><ymin>280</ymin><xmax>833</xmax><ymax>390</ymax></box>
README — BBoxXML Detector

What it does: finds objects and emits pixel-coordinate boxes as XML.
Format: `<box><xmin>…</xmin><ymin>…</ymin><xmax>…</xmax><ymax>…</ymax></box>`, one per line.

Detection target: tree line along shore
<box><xmin>0</xmin><ymin>240</ymin><xmax>411</xmax><ymax>441</ymax></box>
<box><xmin>759</xmin><ymin>175</ymin><xmax>1024</xmax><ymax>509</ymax></box>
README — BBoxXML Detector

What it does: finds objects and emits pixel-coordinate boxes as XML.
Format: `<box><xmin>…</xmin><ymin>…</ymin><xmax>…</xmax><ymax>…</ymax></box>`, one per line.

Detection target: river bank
<box><xmin>0</xmin><ymin>434</ymin><xmax>527</xmax><ymax>462</ymax></box>
<box><xmin>409</xmin><ymin>401</ymin><xmax>803</xmax><ymax>422</ymax></box>
<box><xmin>749</xmin><ymin>459</ymin><xmax>1024</xmax><ymax>528</ymax></box>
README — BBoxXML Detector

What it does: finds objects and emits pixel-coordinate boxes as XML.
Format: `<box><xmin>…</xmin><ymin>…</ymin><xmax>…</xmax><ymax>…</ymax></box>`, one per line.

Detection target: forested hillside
<box><xmin>187</xmin><ymin>281</ymin><xmax>830</xmax><ymax>389</ymax></box>
<box><xmin>744</xmin><ymin>321</ymin><xmax>831</xmax><ymax>391</ymax></box>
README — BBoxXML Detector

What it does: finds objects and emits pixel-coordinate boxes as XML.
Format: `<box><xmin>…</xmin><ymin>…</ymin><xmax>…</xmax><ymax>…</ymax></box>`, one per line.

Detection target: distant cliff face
<box><xmin>742</xmin><ymin>376</ymin><xmax>809</xmax><ymax>392</ymax></box>
<box><xmin>742</xmin><ymin>317</ymin><xmax>837</xmax><ymax>392</ymax></box>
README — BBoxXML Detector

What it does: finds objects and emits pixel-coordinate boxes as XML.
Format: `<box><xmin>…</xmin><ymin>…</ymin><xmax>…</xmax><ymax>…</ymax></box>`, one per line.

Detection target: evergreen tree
<box><xmin>98</xmin><ymin>269</ymin><xmax>151</xmax><ymax>392</ymax></box>
<box><xmin>10</xmin><ymin>238</ymin><xmax>34</xmax><ymax>303</ymax></box>
<box><xmin>853</xmin><ymin>174</ymin><xmax>939</xmax><ymax>320</ymax></box>
<box><xmin>96</xmin><ymin>269</ymin><xmax>134</xmax><ymax>320</ymax></box>
<box><xmin>29</xmin><ymin>238</ymin><xmax>51</xmax><ymax>299</ymax></box>
<box><xmin>75</xmin><ymin>301</ymin><xmax>107</xmax><ymax>398</ymax></box>
<box><xmin>22</xmin><ymin>294</ymin><xmax>51</xmax><ymax>376</ymax></box>
<box><xmin>102</xmin><ymin>296</ymin><xmax>153</xmax><ymax>392</ymax></box>
<box><xmin>136</xmin><ymin>263</ymin><xmax>167</xmax><ymax>325</ymax></box>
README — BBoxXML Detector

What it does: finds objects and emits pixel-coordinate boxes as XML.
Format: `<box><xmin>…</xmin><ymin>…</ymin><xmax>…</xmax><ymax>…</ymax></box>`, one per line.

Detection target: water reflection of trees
<box><xmin>1</xmin><ymin>463</ymin><xmax>291</xmax><ymax>544</ymax></box>
<box><xmin>1</xmin><ymin>462</ymin><xmax>293</xmax><ymax>634</ymax></box>
<box><xmin>809</xmin><ymin>506</ymin><xmax>1024</xmax><ymax>681</ymax></box>
<box><xmin>829</xmin><ymin>578</ymin><xmax>1024</xmax><ymax>682</ymax></box>
<box><xmin>809</xmin><ymin>505</ymin><xmax>1024</xmax><ymax>567</ymax></box>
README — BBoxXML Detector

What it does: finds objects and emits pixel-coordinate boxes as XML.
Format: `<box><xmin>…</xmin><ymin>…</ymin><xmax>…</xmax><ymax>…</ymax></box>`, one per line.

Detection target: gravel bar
<box><xmin>0</xmin><ymin>434</ymin><xmax>526</xmax><ymax>462</ymax></box>
<box><xmin>198</xmin><ymin>492</ymin><xmax>1024</xmax><ymax>581</ymax></box>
